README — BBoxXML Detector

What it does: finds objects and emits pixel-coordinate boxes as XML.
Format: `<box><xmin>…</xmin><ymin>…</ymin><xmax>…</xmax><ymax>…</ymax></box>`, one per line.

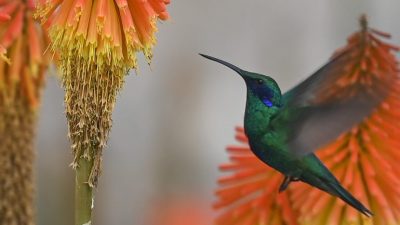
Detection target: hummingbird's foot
<box><xmin>279</xmin><ymin>176</ymin><xmax>300</xmax><ymax>192</ymax></box>
<box><xmin>279</xmin><ymin>176</ymin><xmax>291</xmax><ymax>192</ymax></box>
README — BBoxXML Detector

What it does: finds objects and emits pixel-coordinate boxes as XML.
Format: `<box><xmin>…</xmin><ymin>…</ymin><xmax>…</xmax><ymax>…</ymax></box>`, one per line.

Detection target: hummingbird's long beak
<box><xmin>199</xmin><ymin>53</ymin><xmax>244</xmax><ymax>76</ymax></box>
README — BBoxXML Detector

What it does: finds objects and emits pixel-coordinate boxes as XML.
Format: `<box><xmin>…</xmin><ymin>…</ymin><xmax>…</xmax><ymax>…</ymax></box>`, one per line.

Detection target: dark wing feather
<box><xmin>283</xmin><ymin>49</ymin><xmax>351</xmax><ymax>106</ymax></box>
<box><xmin>275</xmin><ymin>49</ymin><xmax>390</xmax><ymax>156</ymax></box>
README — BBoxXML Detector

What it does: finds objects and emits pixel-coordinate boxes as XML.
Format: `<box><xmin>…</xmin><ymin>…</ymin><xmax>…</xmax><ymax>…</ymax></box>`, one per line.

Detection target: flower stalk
<box><xmin>75</xmin><ymin>157</ymin><xmax>94</xmax><ymax>225</ymax></box>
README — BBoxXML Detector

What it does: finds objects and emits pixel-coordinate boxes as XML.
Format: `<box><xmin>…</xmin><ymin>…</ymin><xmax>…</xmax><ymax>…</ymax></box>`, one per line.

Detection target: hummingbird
<box><xmin>199</xmin><ymin>52</ymin><xmax>388</xmax><ymax>217</ymax></box>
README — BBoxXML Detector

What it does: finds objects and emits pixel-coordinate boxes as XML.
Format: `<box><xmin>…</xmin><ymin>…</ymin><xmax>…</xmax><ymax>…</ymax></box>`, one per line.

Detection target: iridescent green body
<box><xmin>245</xmin><ymin>86</ymin><xmax>343</xmax><ymax>193</ymax></box>
<box><xmin>244</xmin><ymin>75</ymin><xmax>337</xmax><ymax>188</ymax></box>
<box><xmin>200</xmin><ymin>54</ymin><xmax>374</xmax><ymax>217</ymax></box>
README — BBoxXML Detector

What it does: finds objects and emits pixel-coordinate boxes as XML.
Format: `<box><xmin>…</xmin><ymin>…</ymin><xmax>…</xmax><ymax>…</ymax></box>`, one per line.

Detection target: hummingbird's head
<box><xmin>200</xmin><ymin>54</ymin><xmax>282</xmax><ymax>108</ymax></box>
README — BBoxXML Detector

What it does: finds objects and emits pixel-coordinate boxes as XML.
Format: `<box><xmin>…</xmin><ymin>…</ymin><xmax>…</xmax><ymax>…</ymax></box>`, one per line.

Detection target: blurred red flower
<box><xmin>147</xmin><ymin>197</ymin><xmax>212</xmax><ymax>225</ymax></box>
<box><xmin>0</xmin><ymin>0</ymin><xmax>49</xmax><ymax>108</ymax></box>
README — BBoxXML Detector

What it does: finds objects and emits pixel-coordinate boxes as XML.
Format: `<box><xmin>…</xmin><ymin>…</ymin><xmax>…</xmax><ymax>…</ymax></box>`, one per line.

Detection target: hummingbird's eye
<box><xmin>257</xmin><ymin>79</ymin><xmax>263</xmax><ymax>85</ymax></box>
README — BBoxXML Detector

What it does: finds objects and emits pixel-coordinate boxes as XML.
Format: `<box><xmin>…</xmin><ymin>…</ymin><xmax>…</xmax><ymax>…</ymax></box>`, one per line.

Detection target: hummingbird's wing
<box><xmin>276</xmin><ymin>49</ymin><xmax>392</xmax><ymax>156</ymax></box>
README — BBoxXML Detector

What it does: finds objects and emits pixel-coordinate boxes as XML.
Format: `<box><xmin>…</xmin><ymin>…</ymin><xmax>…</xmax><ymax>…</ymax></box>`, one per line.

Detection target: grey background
<box><xmin>36</xmin><ymin>1</ymin><xmax>400</xmax><ymax>224</ymax></box>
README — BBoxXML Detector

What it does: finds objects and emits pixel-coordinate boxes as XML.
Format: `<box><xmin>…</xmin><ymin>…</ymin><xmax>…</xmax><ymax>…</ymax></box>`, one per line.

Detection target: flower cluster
<box><xmin>35</xmin><ymin>0</ymin><xmax>170</xmax><ymax>187</ymax></box>
<box><xmin>36</xmin><ymin>0</ymin><xmax>170</xmax><ymax>71</ymax></box>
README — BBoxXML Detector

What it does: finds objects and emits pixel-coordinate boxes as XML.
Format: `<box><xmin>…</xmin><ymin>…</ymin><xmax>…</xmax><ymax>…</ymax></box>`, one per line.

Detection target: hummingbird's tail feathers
<box><xmin>326</xmin><ymin>180</ymin><xmax>373</xmax><ymax>217</ymax></box>
<box><xmin>299</xmin><ymin>156</ymin><xmax>373</xmax><ymax>217</ymax></box>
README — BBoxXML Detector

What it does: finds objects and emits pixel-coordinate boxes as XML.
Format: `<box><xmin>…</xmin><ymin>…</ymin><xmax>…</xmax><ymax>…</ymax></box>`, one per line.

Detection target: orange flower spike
<box><xmin>291</xmin><ymin>16</ymin><xmax>400</xmax><ymax>225</ymax></box>
<box><xmin>0</xmin><ymin>0</ymin><xmax>49</xmax><ymax>107</ymax></box>
<box><xmin>37</xmin><ymin>0</ymin><xmax>169</xmax><ymax>69</ymax></box>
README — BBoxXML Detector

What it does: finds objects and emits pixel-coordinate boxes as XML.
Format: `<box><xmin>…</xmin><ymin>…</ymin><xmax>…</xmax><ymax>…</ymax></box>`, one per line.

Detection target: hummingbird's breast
<box><xmin>246</xmin><ymin>137</ymin><xmax>269</xmax><ymax>159</ymax></box>
<box><xmin>245</xmin><ymin>126</ymin><xmax>303</xmax><ymax>177</ymax></box>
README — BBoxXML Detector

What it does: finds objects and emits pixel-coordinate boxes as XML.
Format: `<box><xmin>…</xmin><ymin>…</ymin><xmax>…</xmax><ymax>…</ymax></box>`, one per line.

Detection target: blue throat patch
<box><xmin>262</xmin><ymin>98</ymin><xmax>273</xmax><ymax>107</ymax></box>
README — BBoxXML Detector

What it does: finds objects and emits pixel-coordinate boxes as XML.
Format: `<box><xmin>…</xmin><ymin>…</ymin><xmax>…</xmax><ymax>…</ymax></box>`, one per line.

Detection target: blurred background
<box><xmin>36</xmin><ymin>1</ymin><xmax>400</xmax><ymax>224</ymax></box>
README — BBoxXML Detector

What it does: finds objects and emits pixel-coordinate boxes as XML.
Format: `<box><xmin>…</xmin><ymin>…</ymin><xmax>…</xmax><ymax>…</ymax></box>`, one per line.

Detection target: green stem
<box><xmin>75</xmin><ymin>157</ymin><xmax>94</xmax><ymax>225</ymax></box>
